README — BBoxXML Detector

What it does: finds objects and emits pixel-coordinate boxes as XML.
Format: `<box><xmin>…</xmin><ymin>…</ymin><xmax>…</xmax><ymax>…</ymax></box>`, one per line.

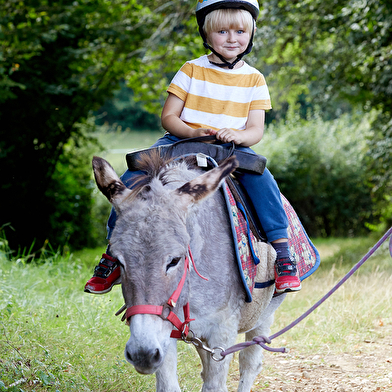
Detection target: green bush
<box><xmin>95</xmin><ymin>82</ymin><xmax>161</xmax><ymax>131</ymax></box>
<box><xmin>254</xmin><ymin>112</ymin><xmax>376</xmax><ymax>237</ymax></box>
<box><xmin>44</xmin><ymin>122</ymin><xmax>104</xmax><ymax>251</ymax></box>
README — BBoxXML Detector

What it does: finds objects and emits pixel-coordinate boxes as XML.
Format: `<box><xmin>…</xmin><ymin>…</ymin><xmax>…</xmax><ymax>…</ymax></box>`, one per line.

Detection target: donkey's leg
<box><xmin>196</xmin><ymin>345</ymin><xmax>232</xmax><ymax>392</ymax></box>
<box><xmin>196</xmin><ymin>347</ymin><xmax>209</xmax><ymax>383</ymax></box>
<box><xmin>237</xmin><ymin>295</ymin><xmax>286</xmax><ymax>392</ymax></box>
<box><xmin>155</xmin><ymin>339</ymin><xmax>180</xmax><ymax>392</ymax></box>
<box><xmin>194</xmin><ymin>323</ymin><xmax>240</xmax><ymax>392</ymax></box>
<box><xmin>237</xmin><ymin>321</ymin><xmax>271</xmax><ymax>392</ymax></box>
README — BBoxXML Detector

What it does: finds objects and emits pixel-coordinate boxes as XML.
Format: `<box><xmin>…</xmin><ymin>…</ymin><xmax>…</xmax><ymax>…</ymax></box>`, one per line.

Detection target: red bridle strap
<box><xmin>167</xmin><ymin>252</ymin><xmax>190</xmax><ymax>308</ymax></box>
<box><xmin>125</xmin><ymin>303</ymin><xmax>194</xmax><ymax>338</ymax></box>
<box><xmin>125</xmin><ymin>250</ymin><xmax>200</xmax><ymax>339</ymax></box>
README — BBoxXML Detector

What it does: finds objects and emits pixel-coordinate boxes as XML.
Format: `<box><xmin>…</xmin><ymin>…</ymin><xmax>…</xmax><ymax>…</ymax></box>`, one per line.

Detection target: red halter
<box><xmin>125</xmin><ymin>248</ymin><xmax>207</xmax><ymax>339</ymax></box>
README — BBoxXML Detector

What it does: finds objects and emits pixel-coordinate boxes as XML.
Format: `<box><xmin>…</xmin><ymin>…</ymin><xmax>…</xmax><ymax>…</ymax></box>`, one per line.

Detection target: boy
<box><xmin>85</xmin><ymin>0</ymin><xmax>301</xmax><ymax>295</ymax></box>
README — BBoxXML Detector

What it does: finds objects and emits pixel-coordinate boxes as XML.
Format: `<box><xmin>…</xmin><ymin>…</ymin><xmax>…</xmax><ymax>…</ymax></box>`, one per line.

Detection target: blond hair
<box><xmin>203</xmin><ymin>8</ymin><xmax>254</xmax><ymax>36</ymax></box>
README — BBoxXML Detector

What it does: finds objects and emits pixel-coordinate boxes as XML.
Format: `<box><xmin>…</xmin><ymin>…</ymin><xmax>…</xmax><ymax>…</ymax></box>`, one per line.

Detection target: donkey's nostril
<box><xmin>153</xmin><ymin>348</ymin><xmax>161</xmax><ymax>363</ymax></box>
<box><xmin>125</xmin><ymin>350</ymin><xmax>133</xmax><ymax>362</ymax></box>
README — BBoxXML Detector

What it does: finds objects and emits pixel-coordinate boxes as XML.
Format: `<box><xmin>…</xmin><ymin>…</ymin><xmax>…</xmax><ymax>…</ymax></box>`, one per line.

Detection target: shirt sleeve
<box><xmin>249</xmin><ymin>73</ymin><xmax>272</xmax><ymax>111</ymax></box>
<box><xmin>167</xmin><ymin>62</ymin><xmax>193</xmax><ymax>102</ymax></box>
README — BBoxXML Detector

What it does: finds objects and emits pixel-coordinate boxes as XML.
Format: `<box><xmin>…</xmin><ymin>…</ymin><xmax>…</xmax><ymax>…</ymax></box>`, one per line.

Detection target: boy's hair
<box><xmin>203</xmin><ymin>8</ymin><xmax>254</xmax><ymax>36</ymax></box>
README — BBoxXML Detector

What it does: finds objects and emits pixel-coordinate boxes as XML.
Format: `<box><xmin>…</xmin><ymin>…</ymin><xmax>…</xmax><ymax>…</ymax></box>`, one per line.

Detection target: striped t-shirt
<box><xmin>167</xmin><ymin>55</ymin><xmax>272</xmax><ymax>132</ymax></box>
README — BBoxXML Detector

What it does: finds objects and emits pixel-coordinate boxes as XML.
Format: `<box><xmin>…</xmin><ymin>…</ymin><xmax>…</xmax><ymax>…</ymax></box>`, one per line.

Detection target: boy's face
<box><xmin>207</xmin><ymin>26</ymin><xmax>251</xmax><ymax>63</ymax></box>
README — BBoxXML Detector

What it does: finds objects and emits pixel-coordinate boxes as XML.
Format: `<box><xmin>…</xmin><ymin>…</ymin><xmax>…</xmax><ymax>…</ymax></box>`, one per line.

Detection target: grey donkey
<box><xmin>92</xmin><ymin>152</ymin><xmax>285</xmax><ymax>392</ymax></box>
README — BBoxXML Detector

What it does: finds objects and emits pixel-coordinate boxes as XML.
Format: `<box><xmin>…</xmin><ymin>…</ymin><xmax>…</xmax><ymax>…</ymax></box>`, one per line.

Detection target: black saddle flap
<box><xmin>126</xmin><ymin>135</ymin><xmax>267</xmax><ymax>174</ymax></box>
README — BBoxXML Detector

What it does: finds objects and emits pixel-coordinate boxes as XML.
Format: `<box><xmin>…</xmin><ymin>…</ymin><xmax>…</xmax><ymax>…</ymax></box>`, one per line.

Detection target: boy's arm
<box><xmin>161</xmin><ymin>93</ymin><xmax>214</xmax><ymax>139</ymax></box>
<box><xmin>212</xmin><ymin>109</ymin><xmax>265</xmax><ymax>147</ymax></box>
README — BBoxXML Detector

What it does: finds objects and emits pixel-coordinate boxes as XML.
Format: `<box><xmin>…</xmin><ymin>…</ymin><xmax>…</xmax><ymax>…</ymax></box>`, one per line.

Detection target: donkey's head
<box><xmin>92</xmin><ymin>153</ymin><xmax>237</xmax><ymax>374</ymax></box>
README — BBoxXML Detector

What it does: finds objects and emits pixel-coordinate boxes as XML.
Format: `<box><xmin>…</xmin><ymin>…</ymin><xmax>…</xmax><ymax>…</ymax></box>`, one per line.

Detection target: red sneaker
<box><xmin>84</xmin><ymin>254</ymin><xmax>121</xmax><ymax>294</ymax></box>
<box><xmin>274</xmin><ymin>257</ymin><xmax>302</xmax><ymax>294</ymax></box>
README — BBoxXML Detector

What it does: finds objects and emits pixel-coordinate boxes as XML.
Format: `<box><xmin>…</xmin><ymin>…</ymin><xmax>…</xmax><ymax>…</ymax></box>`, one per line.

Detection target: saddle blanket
<box><xmin>223</xmin><ymin>182</ymin><xmax>320</xmax><ymax>303</ymax></box>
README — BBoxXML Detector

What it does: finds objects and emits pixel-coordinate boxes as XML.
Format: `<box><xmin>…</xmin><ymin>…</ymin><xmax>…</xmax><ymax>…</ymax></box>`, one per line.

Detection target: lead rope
<box><xmin>219</xmin><ymin>226</ymin><xmax>392</xmax><ymax>358</ymax></box>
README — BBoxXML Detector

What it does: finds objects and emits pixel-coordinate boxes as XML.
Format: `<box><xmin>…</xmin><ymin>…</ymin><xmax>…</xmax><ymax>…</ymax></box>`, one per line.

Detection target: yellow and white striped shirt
<box><xmin>167</xmin><ymin>55</ymin><xmax>272</xmax><ymax>132</ymax></box>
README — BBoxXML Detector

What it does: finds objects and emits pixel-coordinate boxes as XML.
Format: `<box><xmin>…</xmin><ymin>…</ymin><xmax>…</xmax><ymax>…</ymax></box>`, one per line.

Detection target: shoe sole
<box><xmin>275</xmin><ymin>283</ymin><xmax>302</xmax><ymax>294</ymax></box>
<box><xmin>84</xmin><ymin>277</ymin><xmax>121</xmax><ymax>294</ymax></box>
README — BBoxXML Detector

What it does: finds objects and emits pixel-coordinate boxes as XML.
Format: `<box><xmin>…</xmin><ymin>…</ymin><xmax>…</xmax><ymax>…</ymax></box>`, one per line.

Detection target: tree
<box><xmin>254</xmin><ymin>0</ymin><xmax>392</xmax><ymax>223</ymax></box>
<box><xmin>3</xmin><ymin>0</ymin><xmax>390</xmax><ymax>253</ymax></box>
<box><xmin>0</xmin><ymin>0</ymin><xmax>198</xmax><ymax>252</ymax></box>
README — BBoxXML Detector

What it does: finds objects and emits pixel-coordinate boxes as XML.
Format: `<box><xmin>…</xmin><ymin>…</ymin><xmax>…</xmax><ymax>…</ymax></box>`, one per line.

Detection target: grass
<box><xmin>1</xmin><ymin>231</ymin><xmax>391</xmax><ymax>391</ymax></box>
<box><xmin>271</xmin><ymin>233</ymin><xmax>392</xmax><ymax>349</ymax></box>
<box><xmin>94</xmin><ymin>129</ymin><xmax>164</xmax><ymax>174</ymax></box>
<box><xmin>0</xmin><ymin>246</ymin><xmax>203</xmax><ymax>391</ymax></box>
<box><xmin>2</xmin><ymin>130</ymin><xmax>391</xmax><ymax>390</ymax></box>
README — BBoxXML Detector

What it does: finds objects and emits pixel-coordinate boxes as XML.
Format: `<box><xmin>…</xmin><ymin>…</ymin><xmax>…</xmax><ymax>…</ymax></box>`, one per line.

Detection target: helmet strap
<box><xmin>205</xmin><ymin>42</ymin><xmax>243</xmax><ymax>69</ymax></box>
<box><xmin>203</xmin><ymin>28</ymin><xmax>255</xmax><ymax>70</ymax></box>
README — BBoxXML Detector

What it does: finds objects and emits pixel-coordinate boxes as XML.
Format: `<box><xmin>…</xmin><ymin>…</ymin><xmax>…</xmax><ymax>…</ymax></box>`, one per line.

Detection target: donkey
<box><xmin>92</xmin><ymin>152</ymin><xmax>285</xmax><ymax>392</ymax></box>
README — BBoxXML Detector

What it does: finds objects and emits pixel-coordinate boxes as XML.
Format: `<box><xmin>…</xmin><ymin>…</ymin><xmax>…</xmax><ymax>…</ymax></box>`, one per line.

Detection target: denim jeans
<box><xmin>106</xmin><ymin>134</ymin><xmax>288</xmax><ymax>242</ymax></box>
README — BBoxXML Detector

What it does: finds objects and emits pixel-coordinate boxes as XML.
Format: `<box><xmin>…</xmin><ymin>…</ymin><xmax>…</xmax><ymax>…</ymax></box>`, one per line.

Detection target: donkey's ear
<box><xmin>92</xmin><ymin>156</ymin><xmax>132</xmax><ymax>209</ymax></box>
<box><xmin>174</xmin><ymin>156</ymin><xmax>238</xmax><ymax>208</ymax></box>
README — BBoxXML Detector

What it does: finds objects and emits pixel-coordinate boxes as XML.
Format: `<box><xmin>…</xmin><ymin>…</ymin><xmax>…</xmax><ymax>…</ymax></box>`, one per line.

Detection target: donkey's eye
<box><xmin>166</xmin><ymin>257</ymin><xmax>181</xmax><ymax>272</ymax></box>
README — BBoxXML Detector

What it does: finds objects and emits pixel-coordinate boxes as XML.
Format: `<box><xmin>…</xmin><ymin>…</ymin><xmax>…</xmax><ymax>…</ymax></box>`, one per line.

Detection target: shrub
<box><xmin>254</xmin><ymin>112</ymin><xmax>376</xmax><ymax>237</ymax></box>
<box><xmin>45</xmin><ymin>122</ymin><xmax>103</xmax><ymax>251</ymax></box>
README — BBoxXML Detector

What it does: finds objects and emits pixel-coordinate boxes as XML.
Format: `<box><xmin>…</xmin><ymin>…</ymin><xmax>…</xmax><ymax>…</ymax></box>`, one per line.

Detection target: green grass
<box><xmin>3</xmin><ymin>130</ymin><xmax>392</xmax><ymax>390</ymax></box>
<box><xmin>94</xmin><ymin>129</ymin><xmax>164</xmax><ymax>174</ymax></box>
<box><xmin>1</xmin><ymin>232</ymin><xmax>391</xmax><ymax>391</ymax></box>
<box><xmin>0</xmin><ymin>247</ymin><xmax>203</xmax><ymax>391</ymax></box>
<box><xmin>268</xmin><ymin>233</ymin><xmax>392</xmax><ymax>353</ymax></box>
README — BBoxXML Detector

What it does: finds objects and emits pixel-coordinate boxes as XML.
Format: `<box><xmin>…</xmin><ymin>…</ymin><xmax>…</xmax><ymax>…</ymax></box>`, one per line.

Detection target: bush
<box><xmin>44</xmin><ymin>121</ymin><xmax>104</xmax><ymax>251</ymax></box>
<box><xmin>95</xmin><ymin>82</ymin><xmax>161</xmax><ymax>132</ymax></box>
<box><xmin>254</xmin><ymin>112</ymin><xmax>376</xmax><ymax>237</ymax></box>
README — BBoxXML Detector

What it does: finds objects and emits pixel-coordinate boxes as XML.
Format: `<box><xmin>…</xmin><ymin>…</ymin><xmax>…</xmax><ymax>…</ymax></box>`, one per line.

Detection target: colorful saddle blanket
<box><xmin>223</xmin><ymin>182</ymin><xmax>320</xmax><ymax>302</ymax></box>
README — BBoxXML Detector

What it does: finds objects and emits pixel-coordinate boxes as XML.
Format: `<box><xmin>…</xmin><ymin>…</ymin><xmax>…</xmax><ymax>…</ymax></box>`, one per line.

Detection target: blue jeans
<box><xmin>107</xmin><ymin>134</ymin><xmax>288</xmax><ymax>242</ymax></box>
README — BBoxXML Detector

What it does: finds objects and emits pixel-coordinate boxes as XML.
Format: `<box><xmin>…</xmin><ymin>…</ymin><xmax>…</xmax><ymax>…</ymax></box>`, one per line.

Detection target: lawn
<box><xmin>94</xmin><ymin>129</ymin><xmax>164</xmax><ymax>174</ymax></box>
<box><xmin>1</xmin><ymin>231</ymin><xmax>391</xmax><ymax>391</ymax></box>
<box><xmin>2</xmin><ymin>129</ymin><xmax>391</xmax><ymax>391</ymax></box>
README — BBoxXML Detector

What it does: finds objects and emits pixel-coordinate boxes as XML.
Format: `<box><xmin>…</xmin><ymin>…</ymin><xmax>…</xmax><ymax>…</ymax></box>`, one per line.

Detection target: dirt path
<box><xmin>252</xmin><ymin>324</ymin><xmax>392</xmax><ymax>391</ymax></box>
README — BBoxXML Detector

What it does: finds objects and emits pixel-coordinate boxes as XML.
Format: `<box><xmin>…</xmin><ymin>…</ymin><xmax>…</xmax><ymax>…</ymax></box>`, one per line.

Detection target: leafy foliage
<box><xmin>0</xmin><ymin>0</ymin><xmax>198</xmax><ymax>252</ymax></box>
<box><xmin>95</xmin><ymin>82</ymin><xmax>160</xmax><ymax>131</ymax></box>
<box><xmin>45</xmin><ymin>125</ymin><xmax>101</xmax><ymax>250</ymax></box>
<box><xmin>1</xmin><ymin>0</ymin><xmax>391</xmax><ymax>252</ymax></box>
<box><xmin>255</xmin><ymin>0</ymin><xmax>391</xmax><ymax>110</ymax></box>
<box><xmin>255</xmin><ymin>112</ymin><xmax>376</xmax><ymax>237</ymax></box>
<box><xmin>254</xmin><ymin>0</ymin><xmax>392</xmax><ymax>222</ymax></box>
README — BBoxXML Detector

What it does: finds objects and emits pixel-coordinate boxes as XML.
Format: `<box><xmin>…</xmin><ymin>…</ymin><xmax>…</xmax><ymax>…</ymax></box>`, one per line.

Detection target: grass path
<box><xmin>1</xmin><ymin>233</ymin><xmax>391</xmax><ymax>391</ymax></box>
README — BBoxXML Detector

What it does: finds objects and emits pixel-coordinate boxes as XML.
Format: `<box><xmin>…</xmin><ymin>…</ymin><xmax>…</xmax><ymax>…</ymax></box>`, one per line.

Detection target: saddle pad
<box><xmin>224</xmin><ymin>182</ymin><xmax>264</xmax><ymax>302</ymax></box>
<box><xmin>281</xmin><ymin>194</ymin><xmax>320</xmax><ymax>280</ymax></box>
<box><xmin>223</xmin><ymin>183</ymin><xmax>320</xmax><ymax>302</ymax></box>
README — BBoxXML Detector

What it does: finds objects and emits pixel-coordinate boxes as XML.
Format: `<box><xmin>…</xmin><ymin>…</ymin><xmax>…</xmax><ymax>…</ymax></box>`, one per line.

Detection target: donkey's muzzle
<box><xmin>125</xmin><ymin>345</ymin><xmax>163</xmax><ymax>374</ymax></box>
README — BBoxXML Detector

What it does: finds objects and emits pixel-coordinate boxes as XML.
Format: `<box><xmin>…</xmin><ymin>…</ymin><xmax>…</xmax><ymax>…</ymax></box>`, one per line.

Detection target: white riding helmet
<box><xmin>196</xmin><ymin>0</ymin><xmax>260</xmax><ymax>68</ymax></box>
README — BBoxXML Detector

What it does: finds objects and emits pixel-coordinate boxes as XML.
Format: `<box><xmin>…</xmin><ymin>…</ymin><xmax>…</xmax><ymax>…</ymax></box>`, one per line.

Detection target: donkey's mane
<box><xmin>128</xmin><ymin>150</ymin><xmax>198</xmax><ymax>199</ymax></box>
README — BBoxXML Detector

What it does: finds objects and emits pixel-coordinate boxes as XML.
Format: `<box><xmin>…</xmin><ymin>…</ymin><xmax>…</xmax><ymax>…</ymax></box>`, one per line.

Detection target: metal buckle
<box><xmin>159</xmin><ymin>303</ymin><xmax>172</xmax><ymax>320</ymax></box>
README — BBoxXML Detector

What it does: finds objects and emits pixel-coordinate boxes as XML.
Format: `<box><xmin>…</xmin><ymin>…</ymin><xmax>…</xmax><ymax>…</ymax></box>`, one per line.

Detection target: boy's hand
<box><xmin>195</xmin><ymin>128</ymin><xmax>216</xmax><ymax>138</ymax></box>
<box><xmin>213</xmin><ymin>128</ymin><xmax>242</xmax><ymax>145</ymax></box>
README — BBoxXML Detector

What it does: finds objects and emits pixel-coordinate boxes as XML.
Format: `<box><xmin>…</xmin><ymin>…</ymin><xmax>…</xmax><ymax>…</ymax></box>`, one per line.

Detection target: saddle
<box><xmin>126</xmin><ymin>135</ymin><xmax>267</xmax><ymax>242</ymax></box>
<box><xmin>126</xmin><ymin>135</ymin><xmax>267</xmax><ymax>175</ymax></box>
